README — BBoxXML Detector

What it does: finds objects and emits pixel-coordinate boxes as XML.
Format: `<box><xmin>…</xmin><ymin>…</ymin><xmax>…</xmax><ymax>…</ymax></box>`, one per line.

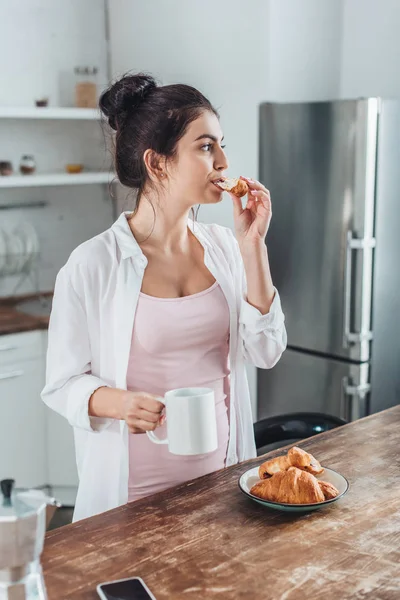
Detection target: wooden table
<box><xmin>0</xmin><ymin>291</ymin><xmax>51</xmax><ymax>335</ymax></box>
<box><xmin>42</xmin><ymin>406</ymin><xmax>400</xmax><ymax>599</ymax></box>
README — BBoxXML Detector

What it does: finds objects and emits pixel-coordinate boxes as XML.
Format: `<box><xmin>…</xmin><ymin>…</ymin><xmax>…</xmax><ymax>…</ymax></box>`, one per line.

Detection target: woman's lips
<box><xmin>211</xmin><ymin>178</ymin><xmax>225</xmax><ymax>190</ymax></box>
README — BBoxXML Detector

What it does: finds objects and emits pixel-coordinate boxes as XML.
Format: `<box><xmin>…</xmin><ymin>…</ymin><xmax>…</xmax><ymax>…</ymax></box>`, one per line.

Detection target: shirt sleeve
<box><xmin>41</xmin><ymin>262</ymin><xmax>114</xmax><ymax>432</ymax></box>
<box><xmin>239</xmin><ymin>286</ymin><xmax>287</xmax><ymax>368</ymax></box>
<box><xmin>228</xmin><ymin>228</ymin><xmax>287</xmax><ymax>369</ymax></box>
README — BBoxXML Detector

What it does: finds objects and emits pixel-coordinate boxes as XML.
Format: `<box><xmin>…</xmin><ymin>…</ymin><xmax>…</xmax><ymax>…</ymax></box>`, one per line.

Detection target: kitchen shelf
<box><xmin>0</xmin><ymin>107</ymin><xmax>101</xmax><ymax>120</ymax></box>
<box><xmin>0</xmin><ymin>200</ymin><xmax>48</xmax><ymax>210</ymax></box>
<box><xmin>0</xmin><ymin>172</ymin><xmax>114</xmax><ymax>188</ymax></box>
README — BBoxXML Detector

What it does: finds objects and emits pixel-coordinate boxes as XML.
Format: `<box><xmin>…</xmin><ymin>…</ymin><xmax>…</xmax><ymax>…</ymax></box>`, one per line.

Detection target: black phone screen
<box><xmin>98</xmin><ymin>578</ymin><xmax>154</xmax><ymax>600</ymax></box>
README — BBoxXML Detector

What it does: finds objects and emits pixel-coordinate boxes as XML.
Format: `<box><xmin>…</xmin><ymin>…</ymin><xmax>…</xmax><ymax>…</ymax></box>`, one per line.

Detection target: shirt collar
<box><xmin>111</xmin><ymin>211</ymin><xmax>211</xmax><ymax>260</ymax></box>
<box><xmin>111</xmin><ymin>212</ymin><xmax>143</xmax><ymax>259</ymax></box>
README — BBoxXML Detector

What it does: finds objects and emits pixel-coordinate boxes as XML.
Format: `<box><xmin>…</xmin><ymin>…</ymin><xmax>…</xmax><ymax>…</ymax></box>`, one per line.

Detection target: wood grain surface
<box><xmin>0</xmin><ymin>291</ymin><xmax>51</xmax><ymax>335</ymax></box>
<box><xmin>42</xmin><ymin>406</ymin><xmax>400</xmax><ymax>600</ymax></box>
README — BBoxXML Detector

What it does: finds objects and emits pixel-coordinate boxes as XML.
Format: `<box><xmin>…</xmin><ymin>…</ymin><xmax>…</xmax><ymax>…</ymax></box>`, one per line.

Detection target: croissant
<box><xmin>259</xmin><ymin>446</ymin><xmax>324</xmax><ymax>479</ymax></box>
<box><xmin>216</xmin><ymin>177</ymin><xmax>248</xmax><ymax>197</ymax></box>
<box><xmin>318</xmin><ymin>480</ymin><xmax>339</xmax><ymax>500</ymax></box>
<box><xmin>250</xmin><ymin>467</ymin><xmax>338</xmax><ymax>504</ymax></box>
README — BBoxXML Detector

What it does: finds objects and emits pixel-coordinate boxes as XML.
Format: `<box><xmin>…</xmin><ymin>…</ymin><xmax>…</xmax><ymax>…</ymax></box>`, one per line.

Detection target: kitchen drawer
<box><xmin>0</xmin><ymin>331</ymin><xmax>44</xmax><ymax>365</ymax></box>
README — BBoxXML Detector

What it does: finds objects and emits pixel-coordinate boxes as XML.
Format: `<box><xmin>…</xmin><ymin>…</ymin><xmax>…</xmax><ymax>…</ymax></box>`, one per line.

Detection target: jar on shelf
<box><xmin>0</xmin><ymin>161</ymin><xmax>13</xmax><ymax>176</ymax></box>
<box><xmin>19</xmin><ymin>155</ymin><xmax>36</xmax><ymax>175</ymax></box>
<box><xmin>74</xmin><ymin>66</ymin><xmax>98</xmax><ymax>108</ymax></box>
<box><xmin>35</xmin><ymin>98</ymin><xmax>49</xmax><ymax>107</ymax></box>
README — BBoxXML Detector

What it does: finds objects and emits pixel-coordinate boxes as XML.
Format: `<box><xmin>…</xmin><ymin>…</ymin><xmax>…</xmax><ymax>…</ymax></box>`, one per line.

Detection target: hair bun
<box><xmin>99</xmin><ymin>73</ymin><xmax>157</xmax><ymax>130</ymax></box>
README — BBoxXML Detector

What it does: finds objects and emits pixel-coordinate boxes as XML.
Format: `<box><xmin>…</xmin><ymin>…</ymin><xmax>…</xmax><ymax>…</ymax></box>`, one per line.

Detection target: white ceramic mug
<box><xmin>146</xmin><ymin>387</ymin><xmax>218</xmax><ymax>455</ymax></box>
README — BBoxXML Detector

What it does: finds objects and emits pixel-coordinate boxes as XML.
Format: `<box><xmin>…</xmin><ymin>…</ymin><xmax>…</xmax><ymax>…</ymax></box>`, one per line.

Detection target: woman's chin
<box><xmin>190</xmin><ymin>186</ymin><xmax>224</xmax><ymax>206</ymax></box>
<box><xmin>203</xmin><ymin>187</ymin><xmax>224</xmax><ymax>204</ymax></box>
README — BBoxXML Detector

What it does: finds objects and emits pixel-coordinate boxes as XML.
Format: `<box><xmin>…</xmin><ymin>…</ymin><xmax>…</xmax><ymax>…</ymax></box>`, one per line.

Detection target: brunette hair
<box><xmin>99</xmin><ymin>73</ymin><xmax>219</xmax><ymax>212</ymax></box>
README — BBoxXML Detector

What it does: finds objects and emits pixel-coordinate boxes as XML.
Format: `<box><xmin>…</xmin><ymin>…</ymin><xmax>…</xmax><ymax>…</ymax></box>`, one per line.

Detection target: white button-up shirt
<box><xmin>42</xmin><ymin>212</ymin><xmax>287</xmax><ymax>521</ymax></box>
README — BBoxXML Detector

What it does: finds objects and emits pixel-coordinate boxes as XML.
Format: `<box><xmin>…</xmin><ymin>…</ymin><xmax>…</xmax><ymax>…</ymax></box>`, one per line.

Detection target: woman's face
<box><xmin>166</xmin><ymin>110</ymin><xmax>229</xmax><ymax>207</ymax></box>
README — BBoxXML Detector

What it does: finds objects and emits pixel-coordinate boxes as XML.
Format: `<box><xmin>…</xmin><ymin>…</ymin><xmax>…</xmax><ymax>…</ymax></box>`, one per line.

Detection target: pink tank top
<box><xmin>127</xmin><ymin>281</ymin><xmax>230</xmax><ymax>502</ymax></box>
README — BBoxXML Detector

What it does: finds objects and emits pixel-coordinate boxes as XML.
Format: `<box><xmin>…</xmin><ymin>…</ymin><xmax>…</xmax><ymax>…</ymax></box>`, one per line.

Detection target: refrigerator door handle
<box><xmin>341</xmin><ymin>377</ymin><xmax>371</xmax><ymax>421</ymax></box>
<box><xmin>343</xmin><ymin>230</ymin><xmax>376</xmax><ymax>348</ymax></box>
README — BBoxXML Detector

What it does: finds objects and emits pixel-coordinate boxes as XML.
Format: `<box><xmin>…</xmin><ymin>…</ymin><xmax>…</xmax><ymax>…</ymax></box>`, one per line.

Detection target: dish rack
<box><xmin>0</xmin><ymin>222</ymin><xmax>41</xmax><ymax>296</ymax></box>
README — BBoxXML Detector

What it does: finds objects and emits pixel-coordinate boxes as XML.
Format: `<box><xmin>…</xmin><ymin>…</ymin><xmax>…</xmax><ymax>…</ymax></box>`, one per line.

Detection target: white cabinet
<box><xmin>46</xmin><ymin>407</ymin><xmax>79</xmax><ymax>486</ymax></box>
<box><xmin>0</xmin><ymin>331</ymin><xmax>43</xmax><ymax>364</ymax></box>
<box><xmin>0</xmin><ymin>330</ymin><xmax>78</xmax><ymax>504</ymax></box>
<box><xmin>41</xmin><ymin>332</ymin><xmax>79</xmax><ymax>504</ymax></box>
<box><xmin>0</xmin><ymin>332</ymin><xmax>47</xmax><ymax>488</ymax></box>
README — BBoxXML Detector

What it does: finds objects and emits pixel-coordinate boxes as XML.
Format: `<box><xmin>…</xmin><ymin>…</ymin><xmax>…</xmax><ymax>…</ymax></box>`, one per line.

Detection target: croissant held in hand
<box><xmin>259</xmin><ymin>446</ymin><xmax>324</xmax><ymax>479</ymax></box>
<box><xmin>250</xmin><ymin>467</ymin><xmax>339</xmax><ymax>504</ymax></box>
<box><xmin>215</xmin><ymin>177</ymin><xmax>248</xmax><ymax>197</ymax></box>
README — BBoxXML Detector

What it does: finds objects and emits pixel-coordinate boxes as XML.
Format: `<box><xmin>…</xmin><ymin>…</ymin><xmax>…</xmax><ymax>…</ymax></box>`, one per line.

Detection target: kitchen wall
<box><xmin>340</xmin><ymin>0</ymin><xmax>400</xmax><ymax>99</ymax></box>
<box><xmin>0</xmin><ymin>0</ymin><xmax>108</xmax><ymax>107</ymax></box>
<box><xmin>268</xmin><ymin>0</ymin><xmax>400</xmax><ymax>103</ymax></box>
<box><xmin>108</xmin><ymin>0</ymin><xmax>270</xmax><ymax>232</ymax></box>
<box><xmin>108</xmin><ymin>0</ymin><xmax>271</xmax><ymax>415</ymax></box>
<box><xmin>0</xmin><ymin>0</ymin><xmax>112</xmax><ymax>297</ymax></box>
<box><xmin>107</xmin><ymin>0</ymin><xmax>346</xmax><ymax>417</ymax></box>
<box><xmin>268</xmin><ymin>0</ymin><xmax>343</xmax><ymax>102</ymax></box>
<box><xmin>2</xmin><ymin>0</ymin><xmax>399</xmax><ymax>412</ymax></box>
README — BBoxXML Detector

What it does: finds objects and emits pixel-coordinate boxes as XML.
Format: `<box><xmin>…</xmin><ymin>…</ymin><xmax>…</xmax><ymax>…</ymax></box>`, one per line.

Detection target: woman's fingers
<box><xmin>128</xmin><ymin>425</ymin><xmax>145</xmax><ymax>434</ymax></box>
<box><xmin>240</xmin><ymin>175</ymin><xmax>266</xmax><ymax>189</ymax></box>
<box><xmin>138</xmin><ymin>408</ymin><xmax>163</xmax><ymax>424</ymax></box>
<box><xmin>249</xmin><ymin>189</ymin><xmax>271</xmax><ymax>207</ymax></box>
<box><xmin>241</xmin><ymin>177</ymin><xmax>271</xmax><ymax>209</ymax></box>
<box><xmin>241</xmin><ymin>176</ymin><xmax>270</xmax><ymax>195</ymax></box>
<box><xmin>128</xmin><ymin>417</ymin><xmax>164</xmax><ymax>434</ymax></box>
<box><xmin>246</xmin><ymin>197</ymin><xmax>254</xmax><ymax>208</ymax></box>
<box><xmin>130</xmin><ymin>418</ymin><xmax>159</xmax><ymax>432</ymax></box>
<box><xmin>245</xmin><ymin>198</ymin><xmax>257</xmax><ymax>214</ymax></box>
<box><xmin>229</xmin><ymin>190</ymin><xmax>244</xmax><ymax>217</ymax></box>
<box><xmin>139</xmin><ymin>394</ymin><xmax>164</xmax><ymax>414</ymax></box>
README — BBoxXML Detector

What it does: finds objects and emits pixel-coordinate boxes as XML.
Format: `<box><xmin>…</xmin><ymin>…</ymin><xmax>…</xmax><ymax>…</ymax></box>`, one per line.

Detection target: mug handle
<box><xmin>146</xmin><ymin>398</ymin><xmax>168</xmax><ymax>445</ymax></box>
<box><xmin>146</xmin><ymin>430</ymin><xmax>168</xmax><ymax>445</ymax></box>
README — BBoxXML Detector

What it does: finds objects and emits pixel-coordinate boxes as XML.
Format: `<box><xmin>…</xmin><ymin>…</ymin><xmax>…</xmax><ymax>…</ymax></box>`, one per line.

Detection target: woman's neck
<box><xmin>128</xmin><ymin>194</ymin><xmax>192</xmax><ymax>253</ymax></box>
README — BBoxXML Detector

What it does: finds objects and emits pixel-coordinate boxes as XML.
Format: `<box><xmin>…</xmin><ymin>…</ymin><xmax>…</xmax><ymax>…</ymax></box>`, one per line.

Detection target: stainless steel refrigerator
<box><xmin>257</xmin><ymin>99</ymin><xmax>400</xmax><ymax>422</ymax></box>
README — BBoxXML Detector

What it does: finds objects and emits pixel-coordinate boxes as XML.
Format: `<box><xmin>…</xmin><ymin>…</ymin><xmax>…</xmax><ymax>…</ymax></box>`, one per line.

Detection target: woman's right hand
<box><xmin>121</xmin><ymin>391</ymin><xmax>165</xmax><ymax>434</ymax></box>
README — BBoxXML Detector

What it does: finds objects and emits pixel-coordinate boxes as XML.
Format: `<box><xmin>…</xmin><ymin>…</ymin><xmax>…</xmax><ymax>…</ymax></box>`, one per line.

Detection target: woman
<box><xmin>42</xmin><ymin>73</ymin><xmax>287</xmax><ymax>522</ymax></box>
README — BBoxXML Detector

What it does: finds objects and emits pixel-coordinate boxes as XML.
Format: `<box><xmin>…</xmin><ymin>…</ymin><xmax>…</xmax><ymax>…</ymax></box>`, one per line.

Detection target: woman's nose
<box><xmin>215</xmin><ymin>147</ymin><xmax>229</xmax><ymax>171</ymax></box>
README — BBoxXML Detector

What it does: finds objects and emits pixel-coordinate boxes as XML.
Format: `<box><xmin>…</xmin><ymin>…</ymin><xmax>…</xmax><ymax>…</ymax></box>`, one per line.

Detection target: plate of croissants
<box><xmin>239</xmin><ymin>446</ymin><xmax>349</xmax><ymax>512</ymax></box>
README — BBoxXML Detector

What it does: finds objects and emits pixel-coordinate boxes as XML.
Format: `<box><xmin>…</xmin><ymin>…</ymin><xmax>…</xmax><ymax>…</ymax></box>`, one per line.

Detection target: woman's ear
<box><xmin>143</xmin><ymin>149</ymin><xmax>167</xmax><ymax>182</ymax></box>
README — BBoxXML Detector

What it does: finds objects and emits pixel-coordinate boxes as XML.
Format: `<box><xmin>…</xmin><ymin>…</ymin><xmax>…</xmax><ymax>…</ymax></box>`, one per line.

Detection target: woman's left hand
<box><xmin>229</xmin><ymin>176</ymin><xmax>272</xmax><ymax>248</ymax></box>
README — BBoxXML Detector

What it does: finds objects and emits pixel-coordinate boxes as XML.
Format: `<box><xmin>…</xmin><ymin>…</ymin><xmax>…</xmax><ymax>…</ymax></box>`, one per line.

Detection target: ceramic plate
<box><xmin>239</xmin><ymin>466</ymin><xmax>349</xmax><ymax>512</ymax></box>
<box><xmin>16</xmin><ymin>221</ymin><xmax>39</xmax><ymax>271</ymax></box>
<box><xmin>11</xmin><ymin>230</ymin><xmax>25</xmax><ymax>274</ymax></box>
<box><xmin>0</xmin><ymin>228</ymin><xmax>6</xmax><ymax>275</ymax></box>
<box><xmin>1</xmin><ymin>229</ymin><xmax>15</xmax><ymax>276</ymax></box>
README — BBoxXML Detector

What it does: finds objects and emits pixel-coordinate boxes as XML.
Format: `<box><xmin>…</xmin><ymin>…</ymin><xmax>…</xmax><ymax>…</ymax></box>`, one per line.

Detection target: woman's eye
<box><xmin>201</xmin><ymin>143</ymin><xmax>226</xmax><ymax>151</ymax></box>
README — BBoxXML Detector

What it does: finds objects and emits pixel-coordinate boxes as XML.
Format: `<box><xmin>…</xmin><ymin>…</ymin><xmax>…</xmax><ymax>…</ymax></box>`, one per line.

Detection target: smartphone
<box><xmin>97</xmin><ymin>576</ymin><xmax>157</xmax><ymax>600</ymax></box>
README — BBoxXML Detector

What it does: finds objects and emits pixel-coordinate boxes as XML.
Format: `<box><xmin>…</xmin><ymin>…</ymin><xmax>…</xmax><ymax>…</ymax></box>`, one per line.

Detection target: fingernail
<box><xmin>250</xmin><ymin>190</ymin><xmax>258</xmax><ymax>195</ymax></box>
<box><xmin>241</xmin><ymin>176</ymin><xmax>254</xmax><ymax>182</ymax></box>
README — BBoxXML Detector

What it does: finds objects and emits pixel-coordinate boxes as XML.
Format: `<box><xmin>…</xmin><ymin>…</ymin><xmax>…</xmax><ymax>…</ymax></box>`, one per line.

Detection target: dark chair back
<box><xmin>254</xmin><ymin>412</ymin><xmax>347</xmax><ymax>453</ymax></box>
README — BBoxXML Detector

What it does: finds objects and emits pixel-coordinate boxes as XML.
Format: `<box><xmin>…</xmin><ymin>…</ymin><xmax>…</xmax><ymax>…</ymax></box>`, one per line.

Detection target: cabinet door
<box><xmin>0</xmin><ymin>358</ymin><xmax>47</xmax><ymax>488</ymax></box>
<box><xmin>42</xmin><ymin>333</ymin><xmax>79</xmax><ymax>492</ymax></box>
<box><xmin>46</xmin><ymin>408</ymin><xmax>79</xmax><ymax>488</ymax></box>
<box><xmin>0</xmin><ymin>331</ymin><xmax>43</xmax><ymax>365</ymax></box>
